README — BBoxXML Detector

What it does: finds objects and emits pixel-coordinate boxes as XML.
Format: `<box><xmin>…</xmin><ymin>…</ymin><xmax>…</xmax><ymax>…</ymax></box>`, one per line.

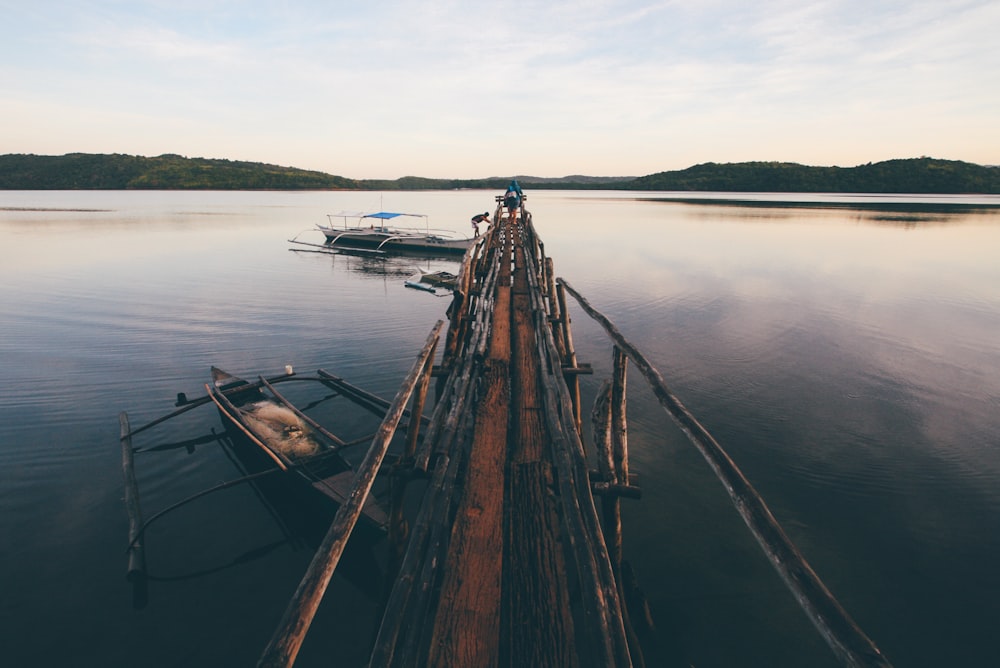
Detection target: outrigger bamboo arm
<box><xmin>257</xmin><ymin>320</ymin><xmax>445</xmax><ymax>668</ymax></box>
<box><xmin>123</xmin><ymin>373</ymin><xmax>324</xmax><ymax>440</ymax></box>
<box><xmin>124</xmin><ymin>467</ymin><xmax>286</xmax><ymax>552</ymax></box>
<box><xmin>557</xmin><ymin>278</ymin><xmax>892</xmax><ymax>668</ymax></box>
<box><xmin>316</xmin><ymin>369</ymin><xmax>430</xmax><ymax>426</ymax></box>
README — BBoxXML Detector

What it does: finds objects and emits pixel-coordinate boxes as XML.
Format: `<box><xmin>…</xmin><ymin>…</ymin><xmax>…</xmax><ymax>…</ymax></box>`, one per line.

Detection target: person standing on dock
<box><xmin>471</xmin><ymin>211</ymin><xmax>489</xmax><ymax>237</ymax></box>
<box><xmin>503</xmin><ymin>180</ymin><xmax>523</xmax><ymax>219</ymax></box>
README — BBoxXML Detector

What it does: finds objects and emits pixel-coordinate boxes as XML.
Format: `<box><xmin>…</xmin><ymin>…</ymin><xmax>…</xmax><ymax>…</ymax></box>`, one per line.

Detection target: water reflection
<box><xmin>3</xmin><ymin>190</ymin><xmax>1000</xmax><ymax>667</ymax></box>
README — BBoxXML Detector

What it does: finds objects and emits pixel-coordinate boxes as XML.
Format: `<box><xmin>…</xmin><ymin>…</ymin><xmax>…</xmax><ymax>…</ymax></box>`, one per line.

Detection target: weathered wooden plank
<box><xmin>527</xmin><ymin>251</ymin><xmax>633</xmax><ymax>666</ymax></box>
<box><xmin>505</xmin><ymin>462</ymin><xmax>579</xmax><ymax>668</ymax></box>
<box><xmin>368</xmin><ymin>451</ymin><xmax>458</xmax><ymax>667</ymax></box>
<box><xmin>503</xmin><ymin>241</ymin><xmax>580</xmax><ymax>664</ymax></box>
<box><xmin>427</xmin><ymin>361</ymin><xmax>509</xmax><ymax>667</ymax></box>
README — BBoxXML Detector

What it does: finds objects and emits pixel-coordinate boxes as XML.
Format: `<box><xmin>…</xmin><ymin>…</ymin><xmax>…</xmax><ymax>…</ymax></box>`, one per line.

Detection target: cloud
<box><xmin>2</xmin><ymin>1</ymin><xmax>997</xmax><ymax>177</ymax></box>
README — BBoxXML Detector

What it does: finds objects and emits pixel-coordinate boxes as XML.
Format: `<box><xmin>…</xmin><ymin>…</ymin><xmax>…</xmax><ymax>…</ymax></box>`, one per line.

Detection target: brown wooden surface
<box><xmin>427</xmin><ymin>362</ymin><xmax>509</xmax><ymax>667</ymax></box>
<box><xmin>427</xmin><ymin>231</ymin><xmax>513</xmax><ymax>666</ymax></box>
<box><xmin>355</xmin><ymin>215</ymin><xmax>635</xmax><ymax>667</ymax></box>
<box><xmin>505</xmin><ymin>238</ymin><xmax>578</xmax><ymax>665</ymax></box>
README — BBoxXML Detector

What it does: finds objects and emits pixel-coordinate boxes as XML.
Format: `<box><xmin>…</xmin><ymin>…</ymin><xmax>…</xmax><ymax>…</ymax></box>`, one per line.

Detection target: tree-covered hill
<box><xmin>0</xmin><ymin>153</ymin><xmax>357</xmax><ymax>190</ymax></box>
<box><xmin>2</xmin><ymin>153</ymin><xmax>997</xmax><ymax>193</ymax></box>
<box><xmin>627</xmin><ymin>158</ymin><xmax>1000</xmax><ymax>194</ymax></box>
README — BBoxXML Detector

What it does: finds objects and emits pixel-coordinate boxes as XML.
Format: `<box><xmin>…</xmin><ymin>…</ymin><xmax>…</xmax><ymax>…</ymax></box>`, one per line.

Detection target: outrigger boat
<box><xmin>207</xmin><ymin>367</ymin><xmax>389</xmax><ymax>532</ymax></box>
<box><xmin>315</xmin><ymin>211</ymin><xmax>474</xmax><ymax>255</ymax></box>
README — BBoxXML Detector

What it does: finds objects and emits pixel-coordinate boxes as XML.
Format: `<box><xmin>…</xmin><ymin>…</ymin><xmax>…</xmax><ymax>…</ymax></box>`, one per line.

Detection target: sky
<box><xmin>2</xmin><ymin>1</ymin><xmax>998</xmax><ymax>179</ymax></box>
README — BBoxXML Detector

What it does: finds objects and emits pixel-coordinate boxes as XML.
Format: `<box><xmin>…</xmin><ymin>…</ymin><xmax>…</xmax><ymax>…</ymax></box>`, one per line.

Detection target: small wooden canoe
<box><xmin>207</xmin><ymin>367</ymin><xmax>389</xmax><ymax>533</ymax></box>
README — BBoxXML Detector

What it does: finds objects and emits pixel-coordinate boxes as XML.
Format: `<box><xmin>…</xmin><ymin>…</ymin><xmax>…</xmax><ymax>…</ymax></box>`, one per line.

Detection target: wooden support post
<box><xmin>389</xmin><ymin>335</ymin><xmax>439</xmax><ymax>576</ymax></box>
<box><xmin>611</xmin><ymin>346</ymin><xmax>629</xmax><ymax>489</ymax></box>
<box><xmin>545</xmin><ymin>257</ymin><xmax>567</xmax><ymax>360</ymax></box>
<box><xmin>592</xmin><ymin>381</ymin><xmax>614</xmax><ymax>481</ymax></box>
<box><xmin>558</xmin><ymin>278</ymin><xmax>893</xmax><ymax>668</ymax></box>
<box><xmin>120</xmin><ymin>412</ymin><xmax>146</xmax><ymax>581</ymax></box>
<box><xmin>556</xmin><ymin>281</ymin><xmax>582</xmax><ymax>434</ymax></box>
<box><xmin>443</xmin><ymin>238</ymin><xmax>480</xmax><ymax>369</ymax></box>
<box><xmin>257</xmin><ymin>320</ymin><xmax>444</xmax><ymax>668</ymax></box>
<box><xmin>602</xmin><ymin>349</ymin><xmax>647</xmax><ymax>665</ymax></box>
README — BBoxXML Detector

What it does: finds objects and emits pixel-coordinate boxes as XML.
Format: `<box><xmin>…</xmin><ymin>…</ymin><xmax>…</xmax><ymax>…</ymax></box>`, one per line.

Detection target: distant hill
<box><xmin>356</xmin><ymin>174</ymin><xmax>635</xmax><ymax>190</ymax></box>
<box><xmin>1</xmin><ymin>153</ymin><xmax>997</xmax><ymax>193</ymax></box>
<box><xmin>627</xmin><ymin>158</ymin><xmax>1000</xmax><ymax>194</ymax></box>
<box><xmin>0</xmin><ymin>153</ymin><xmax>358</xmax><ymax>190</ymax></box>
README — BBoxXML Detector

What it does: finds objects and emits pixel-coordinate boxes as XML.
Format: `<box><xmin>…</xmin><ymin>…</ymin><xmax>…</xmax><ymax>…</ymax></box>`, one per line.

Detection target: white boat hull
<box><xmin>317</xmin><ymin>225</ymin><xmax>472</xmax><ymax>255</ymax></box>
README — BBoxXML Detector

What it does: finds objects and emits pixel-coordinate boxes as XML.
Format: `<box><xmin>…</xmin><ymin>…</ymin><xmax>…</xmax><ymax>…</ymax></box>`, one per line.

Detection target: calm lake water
<box><xmin>2</xmin><ymin>189</ymin><xmax>999</xmax><ymax>667</ymax></box>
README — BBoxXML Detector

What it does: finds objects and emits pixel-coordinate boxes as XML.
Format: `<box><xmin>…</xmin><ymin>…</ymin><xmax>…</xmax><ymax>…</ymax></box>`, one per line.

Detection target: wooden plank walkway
<box><xmin>367</xmin><ymin>207</ymin><xmax>635</xmax><ymax>667</ymax></box>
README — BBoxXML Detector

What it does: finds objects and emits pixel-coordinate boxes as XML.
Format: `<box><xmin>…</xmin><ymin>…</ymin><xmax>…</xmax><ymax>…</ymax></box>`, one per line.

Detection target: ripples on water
<box><xmin>2</xmin><ymin>190</ymin><xmax>1000</xmax><ymax>667</ymax></box>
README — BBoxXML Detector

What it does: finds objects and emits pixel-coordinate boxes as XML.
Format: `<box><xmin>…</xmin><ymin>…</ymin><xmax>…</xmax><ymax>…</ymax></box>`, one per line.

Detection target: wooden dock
<box><xmin>370</xmin><ymin>207</ymin><xmax>635</xmax><ymax>667</ymax></box>
<box><xmin>255</xmin><ymin>203</ymin><xmax>646</xmax><ymax>667</ymax></box>
<box><xmin>123</xmin><ymin>197</ymin><xmax>891</xmax><ymax>667</ymax></box>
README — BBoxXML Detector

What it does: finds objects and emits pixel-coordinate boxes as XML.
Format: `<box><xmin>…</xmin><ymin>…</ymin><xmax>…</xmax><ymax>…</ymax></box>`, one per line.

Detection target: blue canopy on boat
<box><xmin>363</xmin><ymin>211</ymin><xmax>425</xmax><ymax>220</ymax></box>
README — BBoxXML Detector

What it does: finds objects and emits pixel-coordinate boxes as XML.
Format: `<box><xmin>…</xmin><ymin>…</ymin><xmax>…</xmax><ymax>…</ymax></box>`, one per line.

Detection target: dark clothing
<box><xmin>471</xmin><ymin>213</ymin><xmax>488</xmax><ymax>237</ymax></box>
<box><xmin>504</xmin><ymin>179</ymin><xmax>523</xmax><ymax>211</ymax></box>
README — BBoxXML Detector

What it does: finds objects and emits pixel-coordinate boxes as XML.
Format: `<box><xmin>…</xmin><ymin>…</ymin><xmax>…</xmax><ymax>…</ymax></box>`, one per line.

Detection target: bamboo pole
<box><xmin>414</xmin><ymin>229</ymin><xmax>504</xmax><ymax>472</ymax></box>
<box><xmin>257</xmin><ymin>320</ymin><xmax>444</xmax><ymax>668</ymax></box>
<box><xmin>120</xmin><ymin>412</ymin><xmax>146</xmax><ymax>580</ymax></box>
<box><xmin>390</xmin><ymin>334</ymin><xmax>440</xmax><ymax>574</ymax></box>
<box><xmin>523</xmin><ymin>221</ymin><xmax>643</xmax><ymax>668</ymax></box>
<box><xmin>125</xmin><ymin>468</ymin><xmax>285</xmax><ymax>552</ymax></box>
<box><xmin>592</xmin><ymin>380</ymin><xmax>615</xmax><ymax>477</ymax></box>
<box><xmin>533</xmin><ymin>322</ymin><xmax>630</xmax><ymax>666</ymax></box>
<box><xmin>611</xmin><ymin>346</ymin><xmax>629</xmax><ymax>488</ymax></box>
<box><xmin>123</xmin><ymin>373</ymin><xmax>321</xmax><ymax>440</ymax></box>
<box><xmin>545</xmin><ymin>257</ymin><xmax>567</xmax><ymax>360</ymax></box>
<box><xmin>557</xmin><ymin>278</ymin><xmax>892</xmax><ymax>668</ymax></box>
<box><xmin>555</xmin><ymin>281</ymin><xmax>582</xmax><ymax>433</ymax></box>
<box><xmin>525</xmin><ymin>272</ymin><xmax>632</xmax><ymax>667</ymax></box>
<box><xmin>404</xmin><ymin>340</ymin><xmax>437</xmax><ymax>461</ymax></box>
<box><xmin>315</xmin><ymin>369</ymin><xmax>429</xmax><ymax>427</ymax></box>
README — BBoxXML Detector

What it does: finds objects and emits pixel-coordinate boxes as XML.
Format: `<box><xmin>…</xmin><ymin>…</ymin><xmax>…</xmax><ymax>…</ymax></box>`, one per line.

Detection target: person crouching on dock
<box><xmin>471</xmin><ymin>211</ymin><xmax>489</xmax><ymax>237</ymax></box>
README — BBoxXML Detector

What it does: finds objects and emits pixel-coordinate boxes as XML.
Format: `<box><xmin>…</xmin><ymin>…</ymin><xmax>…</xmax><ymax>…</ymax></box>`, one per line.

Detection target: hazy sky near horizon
<box><xmin>2</xmin><ymin>1</ymin><xmax>998</xmax><ymax>179</ymax></box>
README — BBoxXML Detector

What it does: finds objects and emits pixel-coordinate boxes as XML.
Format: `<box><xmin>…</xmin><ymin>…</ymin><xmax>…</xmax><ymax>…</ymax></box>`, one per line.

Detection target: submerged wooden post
<box><xmin>257</xmin><ymin>320</ymin><xmax>444</xmax><ymax>668</ymax></box>
<box><xmin>443</xmin><ymin>240</ymin><xmax>480</xmax><ymax>370</ymax></box>
<box><xmin>545</xmin><ymin>257</ymin><xmax>567</xmax><ymax>360</ymax></box>
<box><xmin>120</xmin><ymin>412</ymin><xmax>146</xmax><ymax>580</ymax></box>
<box><xmin>558</xmin><ymin>278</ymin><xmax>892</xmax><ymax>668</ymax></box>
<box><xmin>611</xmin><ymin>346</ymin><xmax>629</xmax><ymax>489</ymax></box>
<box><xmin>555</xmin><ymin>281</ymin><xmax>582</xmax><ymax>433</ymax></box>
<box><xmin>390</xmin><ymin>335</ymin><xmax>439</xmax><ymax>573</ymax></box>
